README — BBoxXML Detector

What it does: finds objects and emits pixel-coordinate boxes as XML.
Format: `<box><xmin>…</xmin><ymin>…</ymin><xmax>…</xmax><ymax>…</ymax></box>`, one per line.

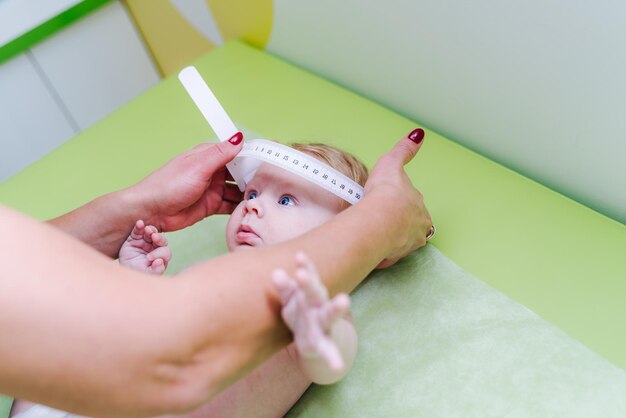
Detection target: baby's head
<box><xmin>225</xmin><ymin>143</ymin><xmax>368</xmax><ymax>252</ymax></box>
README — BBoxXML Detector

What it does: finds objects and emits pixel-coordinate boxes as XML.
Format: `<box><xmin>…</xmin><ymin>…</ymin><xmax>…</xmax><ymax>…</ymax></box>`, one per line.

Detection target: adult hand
<box><xmin>364</xmin><ymin>128</ymin><xmax>433</xmax><ymax>268</ymax></box>
<box><xmin>131</xmin><ymin>134</ymin><xmax>245</xmax><ymax>232</ymax></box>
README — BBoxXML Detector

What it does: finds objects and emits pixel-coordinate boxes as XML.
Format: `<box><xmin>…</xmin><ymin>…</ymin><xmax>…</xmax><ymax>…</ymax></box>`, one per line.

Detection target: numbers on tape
<box><xmin>233</xmin><ymin>140</ymin><xmax>364</xmax><ymax>205</ymax></box>
<box><xmin>178</xmin><ymin>65</ymin><xmax>364</xmax><ymax>205</ymax></box>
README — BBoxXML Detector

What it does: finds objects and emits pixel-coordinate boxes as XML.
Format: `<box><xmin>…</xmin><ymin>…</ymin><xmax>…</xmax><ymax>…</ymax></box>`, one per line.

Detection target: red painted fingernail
<box><xmin>228</xmin><ymin>131</ymin><xmax>243</xmax><ymax>145</ymax></box>
<box><xmin>408</xmin><ymin>128</ymin><xmax>425</xmax><ymax>144</ymax></box>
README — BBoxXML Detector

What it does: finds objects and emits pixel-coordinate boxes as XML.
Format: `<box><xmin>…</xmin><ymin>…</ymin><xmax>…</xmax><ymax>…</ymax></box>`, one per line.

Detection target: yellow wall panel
<box><xmin>125</xmin><ymin>0</ymin><xmax>271</xmax><ymax>76</ymax></box>
<box><xmin>207</xmin><ymin>0</ymin><xmax>272</xmax><ymax>49</ymax></box>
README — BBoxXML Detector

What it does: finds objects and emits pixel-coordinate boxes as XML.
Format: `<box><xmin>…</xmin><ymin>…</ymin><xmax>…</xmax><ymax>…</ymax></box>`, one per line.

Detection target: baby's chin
<box><xmin>232</xmin><ymin>243</ymin><xmax>256</xmax><ymax>252</ymax></box>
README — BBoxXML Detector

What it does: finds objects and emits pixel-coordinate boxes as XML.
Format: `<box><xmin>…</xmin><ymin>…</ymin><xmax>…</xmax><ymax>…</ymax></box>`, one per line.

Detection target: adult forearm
<box><xmin>2</xmin><ymin>200</ymin><xmax>383</xmax><ymax>415</ymax></box>
<box><xmin>0</xmin><ymin>190</ymin><xmax>405</xmax><ymax>417</ymax></box>
<box><xmin>47</xmin><ymin>188</ymin><xmax>145</xmax><ymax>258</ymax></box>
<box><xmin>1</xmin><ymin>205</ymin><xmax>172</xmax><ymax>417</ymax></box>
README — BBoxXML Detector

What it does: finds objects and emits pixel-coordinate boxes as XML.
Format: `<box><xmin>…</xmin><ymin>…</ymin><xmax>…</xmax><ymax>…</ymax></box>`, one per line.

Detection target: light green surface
<box><xmin>165</xmin><ymin>220</ymin><xmax>626</xmax><ymax>416</ymax></box>
<box><xmin>0</xmin><ymin>396</ymin><xmax>11</xmax><ymax>418</ymax></box>
<box><xmin>289</xmin><ymin>246</ymin><xmax>626</xmax><ymax>417</ymax></box>
<box><xmin>0</xmin><ymin>40</ymin><xmax>625</xmax><ymax>377</ymax></box>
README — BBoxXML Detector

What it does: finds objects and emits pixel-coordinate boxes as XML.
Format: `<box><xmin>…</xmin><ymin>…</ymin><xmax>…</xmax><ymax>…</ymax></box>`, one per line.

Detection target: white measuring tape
<box><xmin>178</xmin><ymin>66</ymin><xmax>364</xmax><ymax>205</ymax></box>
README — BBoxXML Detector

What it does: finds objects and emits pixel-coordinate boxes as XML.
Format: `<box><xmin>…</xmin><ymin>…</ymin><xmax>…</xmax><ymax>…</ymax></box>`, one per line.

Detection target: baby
<box><xmin>10</xmin><ymin>142</ymin><xmax>368</xmax><ymax>418</ymax></box>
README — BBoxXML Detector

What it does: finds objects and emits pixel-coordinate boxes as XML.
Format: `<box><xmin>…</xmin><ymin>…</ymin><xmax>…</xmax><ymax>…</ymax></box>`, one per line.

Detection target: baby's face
<box><xmin>226</xmin><ymin>163</ymin><xmax>344</xmax><ymax>251</ymax></box>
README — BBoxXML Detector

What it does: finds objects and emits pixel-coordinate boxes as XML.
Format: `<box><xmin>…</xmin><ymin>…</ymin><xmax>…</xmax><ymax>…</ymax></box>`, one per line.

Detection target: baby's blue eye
<box><xmin>278</xmin><ymin>195</ymin><xmax>295</xmax><ymax>206</ymax></box>
<box><xmin>247</xmin><ymin>191</ymin><xmax>258</xmax><ymax>200</ymax></box>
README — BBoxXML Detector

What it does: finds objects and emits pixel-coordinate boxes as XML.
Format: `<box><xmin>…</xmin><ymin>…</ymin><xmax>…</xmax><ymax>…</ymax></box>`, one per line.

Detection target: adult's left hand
<box><xmin>133</xmin><ymin>134</ymin><xmax>244</xmax><ymax>232</ymax></box>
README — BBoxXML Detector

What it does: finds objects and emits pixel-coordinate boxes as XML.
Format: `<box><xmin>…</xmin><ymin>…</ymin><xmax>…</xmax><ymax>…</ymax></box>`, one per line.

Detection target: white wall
<box><xmin>0</xmin><ymin>1</ymin><xmax>160</xmax><ymax>182</ymax></box>
<box><xmin>267</xmin><ymin>0</ymin><xmax>626</xmax><ymax>224</ymax></box>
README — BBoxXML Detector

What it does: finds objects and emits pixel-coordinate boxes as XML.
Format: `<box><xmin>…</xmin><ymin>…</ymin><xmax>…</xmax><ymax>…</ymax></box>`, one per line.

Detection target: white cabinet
<box><xmin>0</xmin><ymin>0</ymin><xmax>160</xmax><ymax>182</ymax></box>
<box><xmin>30</xmin><ymin>1</ymin><xmax>160</xmax><ymax>131</ymax></box>
<box><xmin>0</xmin><ymin>53</ymin><xmax>76</xmax><ymax>179</ymax></box>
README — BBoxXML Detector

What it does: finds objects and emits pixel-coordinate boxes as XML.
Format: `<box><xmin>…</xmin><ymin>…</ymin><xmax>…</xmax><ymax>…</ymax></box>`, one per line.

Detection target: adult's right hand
<box><xmin>130</xmin><ymin>133</ymin><xmax>245</xmax><ymax>233</ymax></box>
<box><xmin>364</xmin><ymin>128</ymin><xmax>433</xmax><ymax>268</ymax></box>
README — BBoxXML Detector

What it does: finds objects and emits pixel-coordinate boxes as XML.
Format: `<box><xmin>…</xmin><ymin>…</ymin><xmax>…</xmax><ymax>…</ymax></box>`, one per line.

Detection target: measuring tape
<box><xmin>233</xmin><ymin>139</ymin><xmax>363</xmax><ymax>204</ymax></box>
<box><xmin>178</xmin><ymin>66</ymin><xmax>364</xmax><ymax>205</ymax></box>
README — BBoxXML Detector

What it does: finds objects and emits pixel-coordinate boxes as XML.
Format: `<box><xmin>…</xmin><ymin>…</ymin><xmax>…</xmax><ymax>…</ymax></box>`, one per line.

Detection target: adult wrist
<box><xmin>117</xmin><ymin>184</ymin><xmax>155</xmax><ymax>227</ymax></box>
<box><xmin>362</xmin><ymin>187</ymin><xmax>405</xmax><ymax>233</ymax></box>
<box><xmin>347</xmin><ymin>194</ymin><xmax>398</xmax><ymax>258</ymax></box>
<box><xmin>360</xmin><ymin>188</ymin><xmax>410</xmax><ymax>253</ymax></box>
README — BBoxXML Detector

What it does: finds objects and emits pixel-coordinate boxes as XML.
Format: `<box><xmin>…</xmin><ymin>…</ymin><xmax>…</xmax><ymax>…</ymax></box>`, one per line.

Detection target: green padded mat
<box><xmin>288</xmin><ymin>246</ymin><xmax>626</xmax><ymax>417</ymax></box>
<box><xmin>0</xmin><ymin>39</ymin><xmax>625</xmax><ymax>379</ymax></box>
<box><xmin>0</xmin><ymin>397</ymin><xmax>10</xmax><ymax>418</ymax></box>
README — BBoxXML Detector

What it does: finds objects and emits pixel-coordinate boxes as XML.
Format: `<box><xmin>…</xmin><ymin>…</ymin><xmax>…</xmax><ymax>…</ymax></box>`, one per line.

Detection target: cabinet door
<box><xmin>0</xmin><ymin>53</ymin><xmax>76</xmax><ymax>182</ymax></box>
<box><xmin>30</xmin><ymin>0</ymin><xmax>160</xmax><ymax>131</ymax></box>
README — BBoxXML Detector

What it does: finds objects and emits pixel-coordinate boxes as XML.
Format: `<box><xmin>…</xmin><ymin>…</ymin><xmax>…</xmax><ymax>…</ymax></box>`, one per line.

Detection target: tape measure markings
<box><xmin>178</xmin><ymin>65</ymin><xmax>364</xmax><ymax>205</ymax></box>
<box><xmin>235</xmin><ymin>140</ymin><xmax>363</xmax><ymax>205</ymax></box>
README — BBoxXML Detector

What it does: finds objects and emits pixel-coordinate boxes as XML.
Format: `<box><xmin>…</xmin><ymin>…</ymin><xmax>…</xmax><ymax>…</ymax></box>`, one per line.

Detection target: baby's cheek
<box><xmin>265</xmin><ymin>219</ymin><xmax>302</xmax><ymax>244</ymax></box>
<box><xmin>286</xmin><ymin>219</ymin><xmax>317</xmax><ymax>240</ymax></box>
<box><xmin>225</xmin><ymin>208</ymin><xmax>244</xmax><ymax>250</ymax></box>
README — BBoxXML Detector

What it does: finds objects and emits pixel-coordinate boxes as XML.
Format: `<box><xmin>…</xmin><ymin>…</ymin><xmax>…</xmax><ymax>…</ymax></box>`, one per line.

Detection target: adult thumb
<box><xmin>388</xmin><ymin>128</ymin><xmax>426</xmax><ymax>166</ymax></box>
<box><xmin>198</xmin><ymin>131</ymin><xmax>244</xmax><ymax>171</ymax></box>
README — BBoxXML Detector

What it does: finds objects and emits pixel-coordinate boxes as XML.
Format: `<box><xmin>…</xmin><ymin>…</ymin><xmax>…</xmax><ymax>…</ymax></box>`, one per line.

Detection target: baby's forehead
<box><xmin>247</xmin><ymin>163</ymin><xmax>307</xmax><ymax>189</ymax></box>
<box><xmin>246</xmin><ymin>163</ymin><xmax>345</xmax><ymax>208</ymax></box>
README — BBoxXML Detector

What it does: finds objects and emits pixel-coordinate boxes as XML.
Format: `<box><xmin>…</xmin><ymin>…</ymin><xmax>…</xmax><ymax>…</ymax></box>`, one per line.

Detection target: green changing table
<box><xmin>1</xmin><ymin>41</ymin><xmax>625</xmax><ymax>416</ymax></box>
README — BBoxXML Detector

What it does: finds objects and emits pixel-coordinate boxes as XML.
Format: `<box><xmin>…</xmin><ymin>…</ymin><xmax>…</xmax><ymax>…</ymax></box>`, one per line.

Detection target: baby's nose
<box><xmin>244</xmin><ymin>199</ymin><xmax>263</xmax><ymax>217</ymax></box>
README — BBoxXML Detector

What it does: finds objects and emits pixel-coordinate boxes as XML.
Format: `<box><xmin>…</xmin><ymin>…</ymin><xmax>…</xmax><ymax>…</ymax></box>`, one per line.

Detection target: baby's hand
<box><xmin>272</xmin><ymin>252</ymin><xmax>351</xmax><ymax>371</ymax></box>
<box><xmin>119</xmin><ymin>220</ymin><xmax>172</xmax><ymax>275</ymax></box>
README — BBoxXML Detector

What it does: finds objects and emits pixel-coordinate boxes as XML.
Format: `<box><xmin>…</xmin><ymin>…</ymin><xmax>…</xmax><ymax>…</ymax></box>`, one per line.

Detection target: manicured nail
<box><xmin>408</xmin><ymin>128</ymin><xmax>425</xmax><ymax>144</ymax></box>
<box><xmin>228</xmin><ymin>131</ymin><xmax>243</xmax><ymax>145</ymax></box>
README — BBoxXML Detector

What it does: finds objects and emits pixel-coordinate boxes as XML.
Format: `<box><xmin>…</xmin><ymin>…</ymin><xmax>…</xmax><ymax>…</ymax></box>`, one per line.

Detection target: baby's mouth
<box><xmin>236</xmin><ymin>224</ymin><xmax>261</xmax><ymax>244</ymax></box>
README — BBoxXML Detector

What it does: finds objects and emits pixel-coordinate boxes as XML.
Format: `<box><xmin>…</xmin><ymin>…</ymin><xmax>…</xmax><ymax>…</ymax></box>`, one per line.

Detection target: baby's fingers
<box><xmin>282</xmin><ymin>291</ymin><xmax>305</xmax><ymax>328</ymax></box>
<box><xmin>321</xmin><ymin>294</ymin><xmax>351</xmax><ymax>329</ymax></box>
<box><xmin>147</xmin><ymin>258</ymin><xmax>166</xmax><ymax>275</ymax></box>
<box><xmin>143</xmin><ymin>225</ymin><xmax>159</xmax><ymax>243</ymax></box>
<box><xmin>129</xmin><ymin>220</ymin><xmax>145</xmax><ymax>240</ymax></box>
<box><xmin>295</xmin><ymin>252</ymin><xmax>328</xmax><ymax>304</ymax></box>
<box><xmin>272</xmin><ymin>269</ymin><xmax>298</xmax><ymax>305</ymax></box>
<box><xmin>151</xmin><ymin>232</ymin><xmax>168</xmax><ymax>248</ymax></box>
<box><xmin>316</xmin><ymin>339</ymin><xmax>345</xmax><ymax>372</ymax></box>
<box><xmin>147</xmin><ymin>246</ymin><xmax>172</xmax><ymax>264</ymax></box>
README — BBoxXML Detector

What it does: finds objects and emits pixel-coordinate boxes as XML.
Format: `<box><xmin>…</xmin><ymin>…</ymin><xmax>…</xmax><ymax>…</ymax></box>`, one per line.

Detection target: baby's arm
<box><xmin>273</xmin><ymin>252</ymin><xmax>358</xmax><ymax>385</ymax></box>
<box><xmin>118</xmin><ymin>220</ymin><xmax>172</xmax><ymax>275</ymax></box>
<box><xmin>156</xmin><ymin>348</ymin><xmax>310</xmax><ymax>418</ymax></box>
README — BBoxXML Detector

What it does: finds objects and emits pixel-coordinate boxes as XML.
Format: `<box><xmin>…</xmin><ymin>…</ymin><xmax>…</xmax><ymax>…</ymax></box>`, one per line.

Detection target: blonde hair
<box><xmin>290</xmin><ymin>143</ymin><xmax>369</xmax><ymax>208</ymax></box>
